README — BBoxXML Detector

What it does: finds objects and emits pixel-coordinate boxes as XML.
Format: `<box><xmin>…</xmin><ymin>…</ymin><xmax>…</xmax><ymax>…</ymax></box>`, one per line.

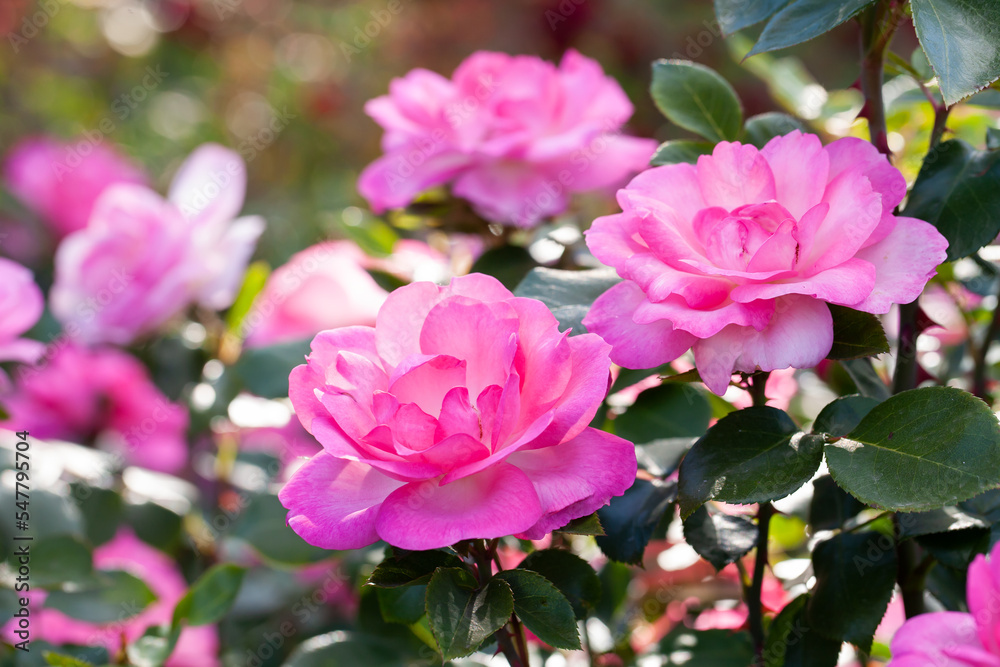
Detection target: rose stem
<box><xmin>745</xmin><ymin>371</ymin><xmax>773</xmax><ymax>661</ymax></box>
<box><xmin>471</xmin><ymin>539</ymin><xmax>530</xmax><ymax>667</ymax></box>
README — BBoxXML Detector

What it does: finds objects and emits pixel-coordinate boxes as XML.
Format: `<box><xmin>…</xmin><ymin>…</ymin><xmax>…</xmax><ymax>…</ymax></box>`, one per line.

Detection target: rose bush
<box><xmin>50</xmin><ymin>144</ymin><xmax>265</xmax><ymax>345</ymax></box>
<box><xmin>888</xmin><ymin>540</ymin><xmax>1000</xmax><ymax>666</ymax></box>
<box><xmin>2</xmin><ymin>529</ymin><xmax>219</xmax><ymax>667</ymax></box>
<box><xmin>2</xmin><ymin>344</ymin><xmax>189</xmax><ymax>473</ymax></box>
<box><xmin>3</xmin><ymin>137</ymin><xmax>147</xmax><ymax>238</ymax></box>
<box><xmin>279</xmin><ymin>273</ymin><xmax>636</xmax><ymax>550</ymax></box>
<box><xmin>0</xmin><ymin>258</ymin><xmax>45</xmax><ymax>390</ymax></box>
<box><xmin>358</xmin><ymin>50</ymin><xmax>656</xmax><ymax>227</ymax></box>
<box><xmin>583</xmin><ymin>132</ymin><xmax>950</xmax><ymax>394</ymax></box>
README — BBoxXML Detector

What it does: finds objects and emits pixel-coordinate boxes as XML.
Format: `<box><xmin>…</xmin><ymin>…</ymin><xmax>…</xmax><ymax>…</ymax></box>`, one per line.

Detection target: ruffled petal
<box><xmin>279</xmin><ymin>452</ymin><xmax>404</xmax><ymax>550</ymax></box>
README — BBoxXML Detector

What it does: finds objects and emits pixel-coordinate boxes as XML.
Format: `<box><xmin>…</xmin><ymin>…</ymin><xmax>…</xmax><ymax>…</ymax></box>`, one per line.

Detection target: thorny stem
<box><xmin>973</xmin><ymin>287</ymin><xmax>1000</xmax><ymax>399</ymax></box>
<box><xmin>470</xmin><ymin>539</ymin><xmax>530</xmax><ymax>667</ymax></box>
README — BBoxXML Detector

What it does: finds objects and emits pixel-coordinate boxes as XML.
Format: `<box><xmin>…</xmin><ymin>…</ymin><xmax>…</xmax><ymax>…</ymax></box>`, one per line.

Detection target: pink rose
<box><xmin>243</xmin><ymin>240</ymin><xmax>455</xmax><ymax>348</ymax></box>
<box><xmin>0</xmin><ymin>258</ymin><xmax>45</xmax><ymax>390</ymax></box>
<box><xmin>2</xmin><ymin>344</ymin><xmax>188</xmax><ymax>473</ymax></box>
<box><xmin>3</xmin><ymin>137</ymin><xmax>147</xmax><ymax>237</ymax></box>
<box><xmin>583</xmin><ymin>132</ymin><xmax>949</xmax><ymax>395</ymax></box>
<box><xmin>358</xmin><ymin>50</ymin><xmax>656</xmax><ymax>228</ymax></box>
<box><xmin>888</xmin><ymin>541</ymin><xmax>1000</xmax><ymax>666</ymax></box>
<box><xmin>279</xmin><ymin>273</ymin><xmax>636</xmax><ymax>550</ymax></box>
<box><xmin>242</xmin><ymin>242</ymin><xmax>389</xmax><ymax>348</ymax></box>
<box><xmin>2</xmin><ymin>529</ymin><xmax>218</xmax><ymax>667</ymax></box>
<box><xmin>51</xmin><ymin>144</ymin><xmax>265</xmax><ymax>345</ymax></box>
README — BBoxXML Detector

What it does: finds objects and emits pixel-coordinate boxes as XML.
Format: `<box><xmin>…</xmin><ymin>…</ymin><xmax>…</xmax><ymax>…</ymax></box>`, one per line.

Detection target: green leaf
<box><xmin>897</xmin><ymin>506</ymin><xmax>991</xmax><ymax>538</ymax></box>
<box><xmin>904</xmin><ymin>139</ymin><xmax>1000</xmax><ymax>261</ymax></box>
<box><xmin>742</xmin><ymin>112</ymin><xmax>807</xmax><ymax>148</ymax></box>
<box><xmin>765</xmin><ymin>594</ymin><xmax>841</xmax><ymax>667</ymax></box>
<box><xmin>519</xmin><ymin>549</ymin><xmax>601</xmax><ymax>620</ymax></box>
<box><xmin>514</xmin><ymin>267</ymin><xmax>620</xmax><ymax>336</ymax></box>
<box><xmin>650</xmin><ymin>60</ymin><xmax>743</xmax><ymax>142</ymax></box>
<box><xmin>45</xmin><ymin>570</ymin><xmax>156</xmax><ymax>623</ymax></box>
<box><xmin>495</xmin><ymin>569</ymin><xmax>580</xmax><ymax>650</ymax></box>
<box><xmin>658</xmin><ymin>627</ymin><xmax>755</xmax><ymax>664</ymax></box>
<box><xmin>838</xmin><ymin>358</ymin><xmax>890</xmax><ymax>401</ymax></box>
<box><xmin>231</xmin><ymin>493</ymin><xmax>330</xmax><ymax>565</ymax></box>
<box><xmin>713</xmin><ymin>0</ymin><xmax>790</xmax><ymax>35</ymax></box>
<box><xmin>469</xmin><ymin>246</ymin><xmax>537</xmax><ymax>291</ymax></box>
<box><xmin>917</xmin><ymin>527</ymin><xmax>990</xmax><ymax>569</ymax></box>
<box><xmin>596</xmin><ymin>478</ymin><xmax>676</xmax><ymax>564</ymax></box>
<box><xmin>284</xmin><ymin>631</ymin><xmax>415</xmax><ymax>667</ymax></box>
<box><xmin>71</xmin><ymin>485</ymin><xmax>123</xmax><ymax>547</ymax></box>
<box><xmin>425</xmin><ymin>568</ymin><xmax>514</xmax><ymax>660</ymax></box>
<box><xmin>677</xmin><ymin>407</ymin><xmax>824</xmax><ymax>518</ymax></box>
<box><xmin>911</xmin><ymin>0</ymin><xmax>1000</xmax><ymax>105</ymax></box>
<box><xmin>615</xmin><ymin>383</ymin><xmax>712</xmax><ymax>444</ymax></box>
<box><xmin>43</xmin><ymin>652</ymin><xmax>95</xmax><ymax>667</ymax></box>
<box><xmin>827</xmin><ymin>305</ymin><xmax>890</xmax><ymax>360</ymax></box>
<box><xmin>23</xmin><ymin>535</ymin><xmax>94</xmax><ymax>588</ymax></box>
<box><xmin>747</xmin><ymin>0</ymin><xmax>876</xmax><ymax>57</ymax></box>
<box><xmin>126</xmin><ymin>625</ymin><xmax>180</xmax><ymax>667</ymax></box>
<box><xmin>812</xmin><ymin>395</ymin><xmax>880</xmax><ymax>437</ymax></box>
<box><xmin>232</xmin><ymin>339</ymin><xmax>311</xmax><ymax>398</ymax></box>
<box><xmin>649</xmin><ymin>140</ymin><xmax>714</xmax><ymax>166</ymax></box>
<box><xmin>825</xmin><ymin>387</ymin><xmax>1000</xmax><ymax>511</ymax></box>
<box><xmin>378</xmin><ymin>585</ymin><xmax>428</xmax><ymax>625</ymax></box>
<box><xmin>682</xmin><ymin>505</ymin><xmax>758</xmax><ymax>571</ymax></box>
<box><xmin>808</xmin><ymin>475</ymin><xmax>867</xmax><ymax>531</ymax></box>
<box><xmin>555</xmin><ymin>513</ymin><xmax>605</xmax><ymax>536</ymax></box>
<box><xmin>368</xmin><ymin>550</ymin><xmax>466</xmax><ymax>588</ymax></box>
<box><xmin>226</xmin><ymin>260</ymin><xmax>271</xmax><ymax>336</ymax></box>
<box><xmin>636</xmin><ymin>437</ymin><xmax>696</xmax><ymax>477</ymax></box>
<box><xmin>172</xmin><ymin>564</ymin><xmax>245</xmax><ymax>628</ymax></box>
<box><xmin>806</xmin><ymin>531</ymin><xmax>898</xmax><ymax>651</ymax></box>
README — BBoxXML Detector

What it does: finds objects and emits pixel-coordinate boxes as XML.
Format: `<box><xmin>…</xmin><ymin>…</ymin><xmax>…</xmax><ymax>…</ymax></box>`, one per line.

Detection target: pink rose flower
<box><xmin>0</xmin><ymin>258</ymin><xmax>45</xmax><ymax>391</ymax></box>
<box><xmin>2</xmin><ymin>344</ymin><xmax>188</xmax><ymax>473</ymax></box>
<box><xmin>358</xmin><ymin>50</ymin><xmax>656</xmax><ymax>228</ymax></box>
<box><xmin>888</xmin><ymin>541</ymin><xmax>1000</xmax><ymax>666</ymax></box>
<box><xmin>243</xmin><ymin>239</ymin><xmax>455</xmax><ymax>348</ymax></box>
<box><xmin>51</xmin><ymin>144</ymin><xmax>265</xmax><ymax>345</ymax></box>
<box><xmin>3</xmin><ymin>137</ymin><xmax>147</xmax><ymax>237</ymax></box>
<box><xmin>2</xmin><ymin>529</ymin><xmax>218</xmax><ymax>667</ymax></box>
<box><xmin>582</xmin><ymin>132</ymin><xmax>949</xmax><ymax>395</ymax></box>
<box><xmin>279</xmin><ymin>273</ymin><xmax>637</xmax><ymax>550</ymax></box>
<box><xmin>242</xmin><ymin>242</ymin><xmax>389</xmax><ymax>348</ymax></box>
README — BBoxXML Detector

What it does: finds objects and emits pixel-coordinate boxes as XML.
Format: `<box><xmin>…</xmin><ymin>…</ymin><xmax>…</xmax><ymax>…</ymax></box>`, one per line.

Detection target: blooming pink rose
<box><xmin>2</xmin><ymin>529</ymin><xmax>218</xmax><ymax>667</ymax></box>
<box><xmin>0</xmin><ymin>258</ymin><xmax>45</xmax><ymax>390</ymax></box>
<box><xmin>279</xmin><ymin>273</ymin><xmax>636</xmax><ymax>550</ymax></box>
<box><xmin>3</xmin><ymin>137</ymin><xmax>147</xmax><ymax>237</ymax></box>
<box><xmin>583</xmin><ymin>132</ymin><xmax>949</xmax><ymax>395</ymax></box>
<box><xmin>888</xmin><ymin>541</ymin><xmax>1000</xmax><ymax>666</ymax></box>
<box><xmin>2</xmin><ymin>344</ymin><xmax>188</xmax><ymax>473</ymax></box>
<box><xmin>51</xmin><ymin>144</ymin><xmax>265</xmax><ymax>345</ymax></box>
<box><xmin>358</xmin><ymin>50</ymin><xmax>656</xmax><ymax>228</ymax></box>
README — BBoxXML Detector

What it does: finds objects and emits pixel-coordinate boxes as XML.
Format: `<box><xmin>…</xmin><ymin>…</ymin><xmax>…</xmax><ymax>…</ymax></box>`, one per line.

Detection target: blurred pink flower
<box><xmin>242</xmin><ymin>241</ymin><xmax>387</xmax><ymax>348</ymax></box>
<box><xmin>243</xmin><ymin>239</ymin><xmax>454</xmax><ymax>348</ymax></box>
<box><xmin>888</xmin><ymin>541</ymin><xmax>1000</xmax><ymax>666</ymax></box>
<box><xmin>2</xmin><ymin>344</ymin><xmax>188</xmax><ymax>473</ymax></box>
<box><xmin>358</xmin><ymin>50</ymin><xmax>656</xmax><ymax>228</ymax></box>
<box><xmin>51</xmin><ymin>144</ymin><xmax>265</xmax><ymax>345</ymax></box>
<box><xmin>3</xmin><ymin>137</ymin><xmax>147</xmax><ymax>238</ymax></box>
<box><xmin>0</xmin><ymin>258</ymin><xmax>45</xmax><ymax>391</ymax></box>
<box><xmin>2</xmin><ymin>529</ymin><xmax>218</xmax><ymax>667</ymax></box>
<box><xmin>279</xmin><ymin>274</ymin><xmax>636</xmax><ymax>550</ymax></box>
<box><xmin>583</xmin><ymin>132</ymin><xmax>949</xmax><ymax>395</ymax></box>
